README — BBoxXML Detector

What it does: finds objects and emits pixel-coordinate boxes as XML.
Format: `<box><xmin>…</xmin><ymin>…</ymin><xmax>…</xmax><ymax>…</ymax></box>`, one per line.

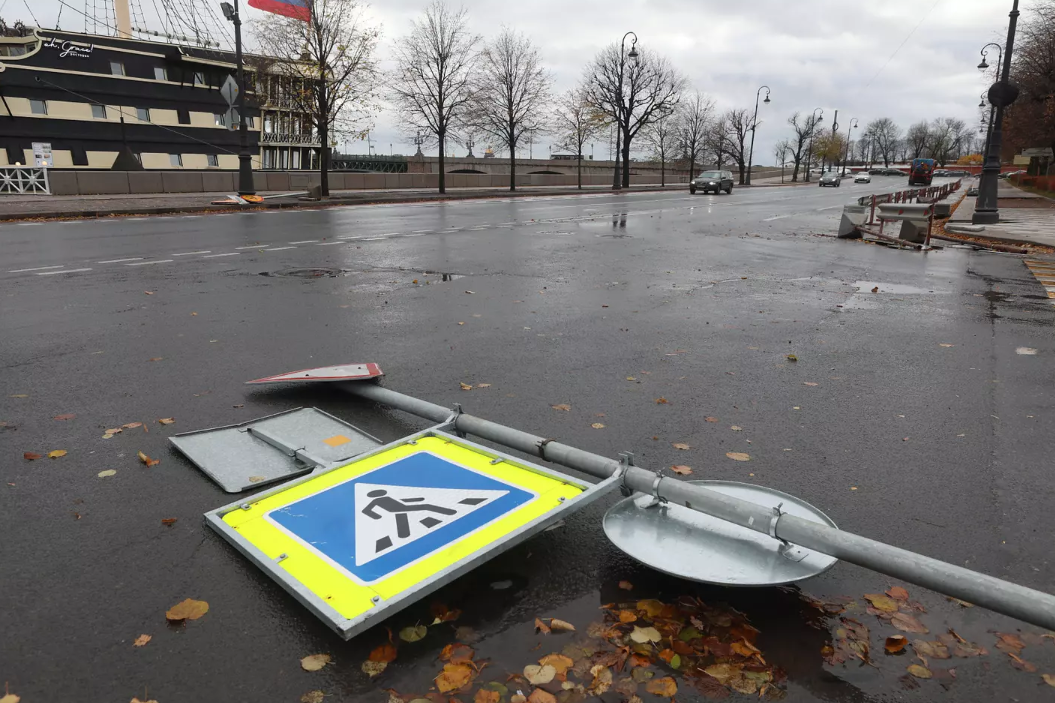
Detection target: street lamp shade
<box><xmin>628</xmin><ymin>45</ymin><xmax>639</xmax><ymax>61</ymax></box>
<box><xmin>977</xmin><ymin>58</ymin><xmax>988</xmax><ymax>70</ymax></box>
<box><xmin>220</xmin><ymin>1</ymin><xmax>235</xmax><ymax>21</ymax></box>
<box><xmin>763</xmin><ymin>95</ymin><xmax>770</xmax><ymax>104</ymax></box>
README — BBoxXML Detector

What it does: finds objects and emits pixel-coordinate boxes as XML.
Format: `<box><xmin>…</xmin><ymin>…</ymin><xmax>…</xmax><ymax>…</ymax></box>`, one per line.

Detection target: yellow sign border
<box><xmin>223</xmin><ymin>435</ymin><xmax>583</xmax><ymax>621</ymax></box>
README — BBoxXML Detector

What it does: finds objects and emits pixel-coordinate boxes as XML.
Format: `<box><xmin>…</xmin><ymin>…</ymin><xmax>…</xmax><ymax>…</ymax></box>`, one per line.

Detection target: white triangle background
<box><xmin>353</xmin><ymin>482</ymin><xmax>508</xmax><ymax>566</ymax></box>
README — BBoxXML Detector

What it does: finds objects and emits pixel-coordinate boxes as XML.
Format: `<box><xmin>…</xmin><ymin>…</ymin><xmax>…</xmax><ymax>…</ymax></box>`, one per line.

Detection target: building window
<box><xmin>71</xmin><ymin>146</ymin><xmax>89</xmax><ymax>166</ymax></box>
<box><xmin>169</xmin><ymin>154</ymin><xmax>182</xmax><ymax>167</ymax></box>
<box><xmin>154</xmin><ymin>66</ymin><xmax>168</xmax><ymax>81</ymax></box>
<box><xmin>214</xmin><ymin>113</ymin><xmax>226</xmax><ymax>127</ymax></box>
<box><xmin>110</xmin><ymin>61</ymin><xmax>125</xmax><ymax>76</ymax></box>
<box><xmin>30</xmin><ymin>99</ymin><xmax>47</xmax><ymax>115</ymax></box>
<box><xmin>91</xmin><ymin>104</ymin><xmax>107</xmax><ymax>119</ymax></box>
<box><xmin>176</xmin><ymin>108</ymin><xmax>190</xmax><ymax>125</ymax></box>
<box><xmin>207</xmin><ymin>154</ymin><xmax>219</xmax><ymax>167</ymax></box>
<box><xmin>193</xmin><ymin>72</ymin><xmax>205</xmax><ymax>86</ymax></box>
<box><xmin>136</xmin><ymin>107</ymin><xmax>150</xmax><ymax>122</ymax></box>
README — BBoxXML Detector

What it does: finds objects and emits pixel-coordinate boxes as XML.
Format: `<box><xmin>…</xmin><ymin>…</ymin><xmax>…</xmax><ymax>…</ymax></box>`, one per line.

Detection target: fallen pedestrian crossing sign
<box><xmin>206</xmin><ymin>429</ymin><xmax>617</xmax><ymax>639</ymax></box>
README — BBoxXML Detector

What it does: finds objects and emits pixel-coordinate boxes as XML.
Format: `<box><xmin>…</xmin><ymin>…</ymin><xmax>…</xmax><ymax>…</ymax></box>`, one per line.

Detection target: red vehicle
<box><xmin>910</xmin><ymin>158</ymin><xmax>935</xmax><ymax>186</ymax></box>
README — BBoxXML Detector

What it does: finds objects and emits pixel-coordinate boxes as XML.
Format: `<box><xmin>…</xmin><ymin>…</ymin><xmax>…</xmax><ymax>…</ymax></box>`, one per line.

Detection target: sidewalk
<box><xmin>947</xmin><ymin>181</ymin><xmax>1055</xmax><ymax>249</ymax></box>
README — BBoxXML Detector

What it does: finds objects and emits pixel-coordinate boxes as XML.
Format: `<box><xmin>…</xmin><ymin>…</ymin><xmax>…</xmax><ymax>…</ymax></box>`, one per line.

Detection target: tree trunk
<box><xmin>577</xmin><ymin>152</ymin><xmax>582</xmax><ymax>189</ymax></box>
<box><xmin>438</xmin><ymin>128</ymin><xmax>446</xmax><ymax>193</ymax></box>
<box><xmin>792</xmin><ymin>158</ymin><xmax>800</xmax><ymax>182</ymax></box>
<box><xmin>509</xmin><ymin>136</ymin><xmax>517</xmax><ymax>192</ymax></box>
<box><xmin>660</xmin><ymin>155</ymin><xmax>665</xmax><ymax>187</ymax></box>
<box><xmin>738</xmin><ymin>160</ymin><xmax>745</xmax><ymax>185</ymax></box>
<box><xmin>318</xmin><ymin>76</ymin><xmax>329</xmax><ymax>197</ymax></box>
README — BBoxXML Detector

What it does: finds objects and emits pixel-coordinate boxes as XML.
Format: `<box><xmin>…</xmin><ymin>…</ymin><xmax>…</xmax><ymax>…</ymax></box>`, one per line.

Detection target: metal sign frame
<box><xmin>204</xmin><ymin>422</ymin><xmax>620</xmax><ymax>640</ymax></box>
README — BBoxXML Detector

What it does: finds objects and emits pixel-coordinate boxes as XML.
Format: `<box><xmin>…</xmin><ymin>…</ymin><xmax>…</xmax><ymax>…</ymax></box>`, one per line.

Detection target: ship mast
<box><xmin>114</xmin><ymin>0</ymin><xmax>133</xmax><ymax>38</ymax></box>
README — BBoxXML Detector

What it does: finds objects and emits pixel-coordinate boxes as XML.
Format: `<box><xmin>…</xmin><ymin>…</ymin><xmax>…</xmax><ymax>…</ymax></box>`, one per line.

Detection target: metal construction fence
<box><xmin>857</xmin><ymin>179</ymin><xmax>962</xmax><ymax>226</ymax></box>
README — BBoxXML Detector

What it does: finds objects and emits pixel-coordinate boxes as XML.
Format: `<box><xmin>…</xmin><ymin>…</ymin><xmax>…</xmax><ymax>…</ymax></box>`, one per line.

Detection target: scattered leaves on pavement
<box><xmin>1008</xmin><ymin>652</ymin><xmax>1037</xmax><ymax>672</ymax></box>
<box><xmin>440</xmin><ymin>643</ymin><xmax>474</xmax><ymax>664</ymax></box>
<box><xmin>399</xmin><ymin>625</ymin><xmax>427</xmax><ymax>643</ymax></box>
<box><xmin>460</xmin><ymin>382</ymin><xmax>473</xmax><ymax>391</ymax></box>
<box><xmin>591</xmin><ymin>423</ymin><xmax>605</xmax><ymax>429</ymax></box>
<box><xmin>907</xmin><ymin>664</ymin><xmax>932</xmax><ymax>679</ymax></box>
<box><xmin>158</xmin><ymin>418</ymin><xmax>176</xmax><ymax>425</ymax></box>
<box><xmin>370</xmin><ymin>643</ymin><xmax>398</xmax><ymax>664</ymax></box>
<box><xmin>431</xmin><ymin>603</ymin><xmax>461</xmax><ymax>624</ymax></box>
<box><xmin>300</xmin><ymin>654</ymin><xmax>331</xmax><ymax>672</ymax></box>
<box><xmin>122</xmin><ymin>422</ymin><xmax>143</xmax><ymax>429</ymax></box>
<box><xmin>138</xmin><ymin>451</ymin><xmax>160</xmax><ymax>467</ymax></box>
<box><xmin>891</xmin><ymin>612</ymin><xmax>928</xmax><ymax>634</ymax></box>
<box><xmin>644</xmin><ymin>676</ymin><xmax>677</xmax><ymax>697</ymax></box>
<box><xmin>947</xmin><ymin>597</ymin><xmax>973</xmax><ymax>608</ymax></box>
<box><xmin>939</xmin><ymin>343</ymin><xmax>955</xmax><ymax>348</ymax></box>
<box><xmin>539</xmin><ymin>653</ymin><xmax>574</xmax><ymax>674</ymax></box>
<box><xmin>995</xmin><ymin>633</ymin><xmax>1026</xmax><ymax>654</ymax></box>
<box><xmin>534</xmin><ymin>618</ymin><xmax>551</xmax><ymax>634</ymax></box>
<box><xmin>704</xmin><ymin>416</ymin><xmax>719</xmax><ymax>423</ymax></box>
<box><xmin>548</xmin><ymin>618</ymin><xmax>576</xmax><ymax>632</ymax></box>
<box><xmin>863</xmin><ymin>593</ymin><xmax>899</xmax><ymax>613</ymax></box>
<box><xmin>912</xmin><ymin>639</ymin><xmax>950</xmax><ymax>660</ymax></box>
<box><xmin>526</xmin><ymin>690</ymin><xmax>556</xmax><ymax>703</ymax></box>
<box><xmin>885</xmin><ymin>635</ymin><xmax>908</xmax><ymax>654</ymax></box>
<box><xmin>670</xmin><ymin>465</ymin><xmax>692</xmax><ymax>475</ymax></box>
<box><xmin>1043</xmin><ymin>674</ymin><xmax>1055</xmax><ymax>687</ymax></box>
<box><xmin>477</xmin><ymin>383</ymin><xmax>491</xmax><ymax>388</ymax></box>
<box><xmin>803</xmin><ymin>382</ymin><xmax>818</xmax><ymax>387</ymax></box>
<box><xmin>730</xmin><ymin>425</ymin><xmax>742</xmax><ymax>431</ymax></box>
<box><xmin>655</xmin><ymin>397</ymin><xmax>668</xmax><ymax>404</ymax></box>
<box><xmin>53</xmin><ymin>413</ymin><xmax>76</xmax><ymax>421</ymax></box>
<box><xmin>161</xmin><ymin>518</ymin><xmax>177</xmax><ymax>526</ymax></box>
<box><xmin>886</xmin><ymin>586</ymin><xmax>909</xmax><ymax>601</ymax></box>
<box><xmin>48</xmin><ymin>450</ymin><xmax>67</xmax><ymax>459</ymax></box>
<box><xmin>300</xmin><ymin>691</ymin><xmax>325</xmax><ymax>703</ymax></box>
<box><xmin>630</xmin><ymin>626</ymin><xmax>661</xmax><ymax>644</ymax></box>
<box><xmin>133</xmin><ymin>634</ymin><xmax>152</xmax><ymax>647</ymax></box>
<box><xmin>149</xmin><ymin>357</ymin><xmax>163</xmax><ymax>362</ymax></box>
<box><xmin>551</xmin><ymin>403</ymin><xmax>571</xmax><ymax>412</ymax></box>
<box><xmin>672</xmin><ymin>442</ymin><xmax>690</xmax><ymax>450</ymax></box>
<box><xmin>618</xmin><ymin>580</ymin><xmax>634</xmax><ymax>591</ymax></box>
<box><xmin>165</xmin><ymin>598</ymin><xmax>209</xmax><ymax>622</ymax></box>
<box><xmin>786</xmin><ymin>354</ymin><xmax>798</xmax><ymax>362</ymax></box>
<box><xmin>589</xmin><ymin>664</ymin><xmax>613</xmax><ymax>695</ymax></box>
<box><xmin>435</xmin><ymin>663</ymin><xmax>474</xmax><ymax>693</ymax></box>
<box><xmin>97</xmin><ymin>469</ymin><xmax>117</xmax><ymax>478</ymax></box>
<box><xmin>23</xmin><ymin>452</ymin><xmax>42</xmax><ymax>461</ymax></box>
<box><xmin>725</xmin><ymin>452</ymin><xmax>751</xmax><ymax>462</ymax></box>
<box><xmin>361</xmin><ymin>661</ymin><xmax>387</xmax><ymax>677</ymax></box>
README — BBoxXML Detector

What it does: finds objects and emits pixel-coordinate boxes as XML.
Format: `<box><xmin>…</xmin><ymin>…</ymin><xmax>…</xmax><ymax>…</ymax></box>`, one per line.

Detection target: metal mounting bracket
<box><xmin>643</xmin><ymin>469</ymin><xmax>668</xmax><ymax>509</ymax></box>
<box><xmin>617</xmin><ymin>451</ymin><xmax>635</xmax><ymax>497</ymax></box>
<box><xmin>769</xmin><ymin>502</ymin><xmax>809</xmax><ymax>562</ymax></box>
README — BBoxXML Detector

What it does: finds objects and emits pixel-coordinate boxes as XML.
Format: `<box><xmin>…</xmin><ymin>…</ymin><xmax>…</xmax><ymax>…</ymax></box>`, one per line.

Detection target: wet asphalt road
<box><xmin>3</xmin><ymin>178</ymin><xmax>1055</xmax><ymax>702</ymax></box>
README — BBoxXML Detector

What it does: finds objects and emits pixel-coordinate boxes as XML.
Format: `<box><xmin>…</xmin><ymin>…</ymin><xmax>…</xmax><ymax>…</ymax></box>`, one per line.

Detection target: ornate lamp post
<box><xmin>612</xmin><ymin>31</ymin><xmax>639</xmax><ymax>190</ymax></box>
<box><xmin>745</xmin><ymin>85</ymin><xmax>770</xmax><ymax>185</ymax></box>
<box><xmin>974</xmin><ymin>4</ymin><xmax>1020</xmax><ymax>225</ymax></box>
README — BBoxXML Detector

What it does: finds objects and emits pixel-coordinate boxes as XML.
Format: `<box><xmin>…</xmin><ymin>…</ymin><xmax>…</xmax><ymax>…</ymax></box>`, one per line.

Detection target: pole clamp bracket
<box><xmin>536</xmin><ymin>438</ymin><xmax>556</xmax><ymax>462</ymax></box>
<box><xmin>442</xmin><ymin>403</ymin><xmax>466</xmax><ymax>438</ymax></box>
<box><xmin>644</xmin><ymin>469</ymin><xmax>667</xmax><ymax>508</ymax></box>
<box><xmin>768</xmin><ymin>502</ymin><xmax>809</xmax><ymax>562</ymax></box>
<box><xmin>616</xmin><ymin>452</ymin><xmax>635</xmax><ymax>497</ymax></box>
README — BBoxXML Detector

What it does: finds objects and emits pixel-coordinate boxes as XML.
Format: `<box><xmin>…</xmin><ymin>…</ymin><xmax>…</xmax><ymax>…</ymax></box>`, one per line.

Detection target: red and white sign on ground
<box><xmin>246</xmin><ymin>363</ymin><xmax>383</xmax><ymax>385</ymax></box>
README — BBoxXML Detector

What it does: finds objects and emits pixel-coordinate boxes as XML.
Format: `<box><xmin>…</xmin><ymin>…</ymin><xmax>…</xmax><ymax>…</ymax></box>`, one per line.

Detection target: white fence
<box><xmin>0</xmin><ymin>166</ymin><xmax>51</xmax><ymax>195</ymax></box>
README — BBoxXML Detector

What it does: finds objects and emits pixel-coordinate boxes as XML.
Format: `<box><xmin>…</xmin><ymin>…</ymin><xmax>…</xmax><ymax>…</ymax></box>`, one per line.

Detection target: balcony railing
<box><xmin>262</xmin><ymin>132</ymin><xmax>319</xmax><ymax>145</ymax></box>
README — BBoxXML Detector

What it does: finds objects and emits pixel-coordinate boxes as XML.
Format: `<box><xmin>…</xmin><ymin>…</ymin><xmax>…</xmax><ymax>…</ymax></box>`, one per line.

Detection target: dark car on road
<box><xmin>818</xmin><ymin>172</ymin><xmax>841</xmax><ymax>187</ymax></box>
<box><xmin>690</xmin><ymin>170</ymin><xmax>734</xmax><ymax>194</ymax></box>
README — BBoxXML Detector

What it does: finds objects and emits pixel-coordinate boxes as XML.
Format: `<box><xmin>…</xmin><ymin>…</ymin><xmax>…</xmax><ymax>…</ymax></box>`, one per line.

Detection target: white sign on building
<box><xmin>32</xmin><ymin>142</ymin><xmax>53</xmax><ymax>168</ymax></box>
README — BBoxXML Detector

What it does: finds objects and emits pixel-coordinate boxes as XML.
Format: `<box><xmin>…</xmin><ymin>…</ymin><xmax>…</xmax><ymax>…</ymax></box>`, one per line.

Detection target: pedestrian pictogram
<box><xmin>355</xmin><ymin>483</ymin><xmax>507</xmax><ymax>564</ymax></box>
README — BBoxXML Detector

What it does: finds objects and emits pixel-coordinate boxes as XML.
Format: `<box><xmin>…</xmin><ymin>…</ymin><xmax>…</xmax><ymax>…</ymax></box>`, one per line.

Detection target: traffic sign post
<box><xmin>205</xmin><ymin>425</ymin><xmax>619</xmax><ymax>639</ymax></box>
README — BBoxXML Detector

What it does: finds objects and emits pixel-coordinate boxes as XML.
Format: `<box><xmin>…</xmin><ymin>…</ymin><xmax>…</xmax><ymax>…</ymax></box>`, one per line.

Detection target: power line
<box><xmin>860</xmin><ymin>0</ymin><xmax>942</xmax><ymax>92</ymax></box>
<box><xmin>21</xmin><ymin>0</ymin><xmax>41</xmax><ymax>26</ymax></box>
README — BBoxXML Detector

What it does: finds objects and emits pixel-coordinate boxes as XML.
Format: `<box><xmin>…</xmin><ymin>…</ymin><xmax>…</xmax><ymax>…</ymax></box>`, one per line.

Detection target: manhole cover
<box><xmin>260</xmin><ymin>268</ymin><xmax>347</xmax><ymax>279</ymax></box>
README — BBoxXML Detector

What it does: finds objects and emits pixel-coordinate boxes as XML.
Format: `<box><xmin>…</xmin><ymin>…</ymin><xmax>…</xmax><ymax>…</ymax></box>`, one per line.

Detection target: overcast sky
<box><xmin>8</xmin><ymin>0</ymin><xmax>1013</xmax><ymax>164</ymax></box>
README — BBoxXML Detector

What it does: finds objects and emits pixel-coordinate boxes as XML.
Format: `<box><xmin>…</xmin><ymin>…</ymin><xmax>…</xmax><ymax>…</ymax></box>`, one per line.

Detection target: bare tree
<box><xmin>905</xmin><ymin>120</ymin><xmax>930</xmax><ymax>159</ymax></box>
<box><xmin>583</xmin><ymin>43</ymin><xmax>687</xmax><ymax>188</ymax></box>
<box><xmin>927</xmin><ymin>117</ymin><xmax>971</xmax><ymax>166</ymax></box>
<box><xmin>704</xmin><ymin>114</ymin><xmax>730</xmax><ymax>168</ymax></box>
<box><xmin>1005</xmin><ymin>1</ymin><xmax>1055</xmax><ymax>170</ymax></box>
<box><xmin>642</xmin><ymin>108</ymin><xmax>679</xmax><ymax>186</ymax></box>
<box><xmin>252</xmin><ymin>0</ymin><xmax>381</xmax><ymax>196</ymax></box>
<box><xmin>553</xmin><ymin>88</ymin><xmax>604</xmax><ymax>189</ymax></box>
<box><xmin>467</xmin><ymin>28</ymin><xmax>551</xmax><ymax>191</ymax></box>
<box><xmin>390</xmin><ymin>0</ymin><xmax>480</xmax><ymax>193</ymax></box>
<box><xmin>774</xmin><ymin>138</ymin><xmax>791</xmax><ymax>182</ymax></box>
<box><xmin>862</xmin><ymin>117</ymin><xmax>902</xmax><ymax>166</ymax></box>
<box><xmin>786</xmin><ymin>111</ymin><xmax>821</xmax><ymax>182</ymax></box>
<box><xmin>675</xmin><ymin>91</ymin><xmax>714</xmax><ymax>176</ymax></box>
<box><xmin>721</xmin><ymin>108</ymin><xmax>752</xmax><ymax>184</ymax></box>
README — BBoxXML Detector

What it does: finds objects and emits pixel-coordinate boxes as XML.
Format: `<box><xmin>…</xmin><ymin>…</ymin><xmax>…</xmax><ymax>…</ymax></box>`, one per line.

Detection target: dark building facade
<box><xmin>0</xmin><ymin>23</ymin><xmax>272</xmax><ymax>170</ymax></box>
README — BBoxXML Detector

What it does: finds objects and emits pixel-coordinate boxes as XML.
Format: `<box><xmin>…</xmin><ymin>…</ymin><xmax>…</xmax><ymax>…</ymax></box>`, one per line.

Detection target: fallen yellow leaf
<box><xmin>476</xmin><ymin>383</ymin><xmax>491</xmax><ymax>388</ymax></box>
<box><xmin>655</xmin><ymin>397</ymin><xmax>668</xmax><ymax>404</ymax></box>
<box><xmin>138</xmin><ymin>451</ymin><xmax>160</xmax><ymax>467</ymax></box>
<box><xmin>630</xmin><ymin>626</ymin><xmax>661</xmax><ymax>643</ymax></box>
<box><xmin>97</xmin><ymin>469</ymin><xmax>117</xmax><ymax>478</ymax></box>
<box><xmin>591</xmin><ymin>422</ymin><xmax>606</xmax><ymax>429</ymax></box>
<box><xmin>361</xmin><ymin>660</ymin><xmax>387</xmax><ymax>677</ymax></box>
<box><xmin>166</xmin><ymin>598</ymin><xmax>209</xmax><ymax>622</ymax></box>
<box><xmin>524</xmin><ymin>664</ymin><xmax>556</xmax><ymax>685</ymax></box>
<box><xmin>906</xmin><ymin>664</ymin><xmax>932</xmax><ymax>679</ymax></box>
<box><xmin>549</xmin><ymin>618</ymin><xmax>576</xmax><ymax>632</ymax></box>
<box><xmin>672</xmin><ymin>442</ymin><xmax>690</xmax><ymax>450</ymax></box>
<box><xmin>644</xmin><ymin>676</ymin><xmax>678</xmax><ymax>696</ymax></box>
<box><xmin>48</xmin><ymin>449</ymin><xmax>68</xmax><ymax>459</ymax></box>
<box><xmin>538</xmin><ymin>653</ymin><xmax>574</xmax><ymax>675</ymax></box>
<box><xmin>670</xmin><ymin>465</ymin><xmax>692</xmax><ymax>475</ymax></box>
<box><xmin>300</xmin><ymin>653</ymin><xmax>331</xmax><ymax>671</ymax></box>
<box><xmin>133</xmin><ymin>634</ymin><xmax>152</xmax><ymax>647</ymax></box>
<box><xmin>399</xmin><ymin>625</ymin><xmax>427</xmax><ymax>642</ymax></box>
<box><xmin>459</xmin><ymin>382</ymin><xmax>473</xmax><ymax>391</ymax></box>
<box><xmin>1043</xmin><ymin>674</ymin><xmax>1055</xmax><ymax>688</ymax></box>
<box><xmin>726</xmin><ymin>452</ymin><xmax>751</xmax><ymax>462</ymax></box>
<box><xmin>300</xmin><ymin>692</ymin><xmax>325</xmax><ymax>703</ymax></box>
<box><xmin>158</xmin><ymin>418</ymin><xmax>175</xmax><ymax>425</ymax></box>
<box><xmin>435</xmin><ymin>663</ymin><xmax>474</xmax><ymax>692</ymax></box>
<box><xmin>551</xmin><ymin>403</ymin><xmax>571</xmax><ymax>411</ymax></box>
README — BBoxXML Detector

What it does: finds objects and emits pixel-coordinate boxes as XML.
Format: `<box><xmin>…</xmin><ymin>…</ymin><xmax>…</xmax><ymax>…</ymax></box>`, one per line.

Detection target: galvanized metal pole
<box><xmin>341</xmin><ymin>381</ymin><xmax>1055</xmax><ymax>631</ymax></box>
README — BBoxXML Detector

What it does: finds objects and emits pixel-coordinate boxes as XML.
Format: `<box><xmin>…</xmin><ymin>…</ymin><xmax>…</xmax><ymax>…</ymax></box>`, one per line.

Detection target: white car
<box><xmin>854</xmin><ymin>172</ymin><xmax>871</xmax><ymax>184</ymax></box>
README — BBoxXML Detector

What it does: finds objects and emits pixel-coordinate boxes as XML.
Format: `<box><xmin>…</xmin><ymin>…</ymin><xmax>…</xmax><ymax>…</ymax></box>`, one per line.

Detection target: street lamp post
<box><xmin>804</xmin><ymin>108</ymin><xmax>823</xmax><ymax>182</ymax></box>
<box><xmin>612</xmin><ymin>31</ymin><xmax>639</xmax><ymax>191</ymax></box>
<box><xmin>841</xmin><ymin>117</ymin><xmax>858</xmax><ymax>176</ymax></box>
<box><xmin>221</xmin><ymin>0</ymin><xmax>255</xmax><ymax>195</ymax></box>
<box><xmin>745</xmin><ymin>85</ymin><xmax>770</xmax><ymax>186</ymax></box>
<box><xmin>974</xmin><ymin>3</ymin><xmax>1020</xmax><ymax>225</ymax></box>
<box><xmin>977</xmin><ymin>44</ymin><xmax>1002</xmax><ymax>168</ymax></box>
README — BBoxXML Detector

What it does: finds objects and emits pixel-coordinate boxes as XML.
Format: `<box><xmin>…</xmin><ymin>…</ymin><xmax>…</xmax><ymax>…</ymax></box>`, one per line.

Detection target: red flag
<box><xmin>248</xmin><ymin>0</ymin><xmax>310</xmax><ymax>21</ymax></box>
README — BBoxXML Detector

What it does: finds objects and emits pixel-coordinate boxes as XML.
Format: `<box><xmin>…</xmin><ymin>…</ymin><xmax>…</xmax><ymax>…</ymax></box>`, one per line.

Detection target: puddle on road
<box><xmin>852</xmin><ymin>281</ymin><xmax>942</xmax><ymax>295</ymax></box>
<box><xmin>259</xmin><ymin>267</ymin><xmax>465</xmax><ymax>282</ymax></box>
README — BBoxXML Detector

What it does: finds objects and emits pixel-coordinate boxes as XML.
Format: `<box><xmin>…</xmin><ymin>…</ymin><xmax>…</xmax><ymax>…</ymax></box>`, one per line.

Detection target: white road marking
<box><xmin>412</xmin><ymin>229</ymin><xmax>434</xmax><ymax>233</ymax></box>
<box><xmin>289</xmin><ymin>239</ymin><xmax>318</xmax><ymax>244</ymax></box>
<box><xmin>762</xmin><ymin>214</ymin><xmax>793</xmax><ymax>221</ymax></box>
<box><xmin>9</xmin><ymin>265</ymin><xmax>65</xmax><ymax>273</ymax></box>
<box><xmin>235</xmin><ymin>245</ymin><xmax>263</xmax><ymax>250</ymax></box>
<box><xmin>202</xmin><ymin>252</ymin><xmax>240</xmax><ymax>258</ymax></box>
<box><xmin>264</xmin><ymin>246</ymin><xmax>296</xmax><ymax>251</ymax></box>
<box><xmin>316</xmin><ymin>241</ymin><xmax>345</xmax><ymax>245</ymax></box>
<box><xmin>97</xmin><ymin>257</ymin><xmax>144</xmax><ymax>264</ymax></box>
<box><xmin>182</xmin><ymin>216</ymin><xmax>201</xmax><ymax>219</ymax></box>
<box><xmin>126</xmin><ymin>259</ymin><xmax>173</xmax><ymax>266</ymax></box>
<box><xmin>37</xmin><ymin>268</ymin><xmax>92</xmax><ymax>275</ymax></box>
<box><xmin>470</xmin><ymin>226</ymin><xmax>489</xmax><ymax>230</ymax></box>
<box><xmin>816</xmin><ymin>205</ymin><xmax>841</xmax><ymax>211</ymax></box>
<box><xmin>173</xmin><ymin>251</ymin><xmax>211</xmax><ymax>256</ymax></box>
<box><xmin>17</xmin><ymin>222</ymin><xmax>41</xmax><ymax>226</ymax></box>
<box><xmin>359</xmin><ymin>236</ymin><xmax>386</xmax><ymax>241</ymax></box>
<box><xmin>401</xmin><ymin>233</ymin><xmax>429</xmax><ymax>237</ymax></box>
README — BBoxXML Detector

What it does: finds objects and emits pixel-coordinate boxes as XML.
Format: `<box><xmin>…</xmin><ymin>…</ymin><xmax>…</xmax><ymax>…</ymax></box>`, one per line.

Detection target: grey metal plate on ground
<box><xmin>603</xmin><ymin>480</ymin><xmax>838</xmax><ymax>586</ymax></box>
<box><xmin>170</xmin><ymin>407</ymin><xmax>382</xmax><ymax>493</ymax></box>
